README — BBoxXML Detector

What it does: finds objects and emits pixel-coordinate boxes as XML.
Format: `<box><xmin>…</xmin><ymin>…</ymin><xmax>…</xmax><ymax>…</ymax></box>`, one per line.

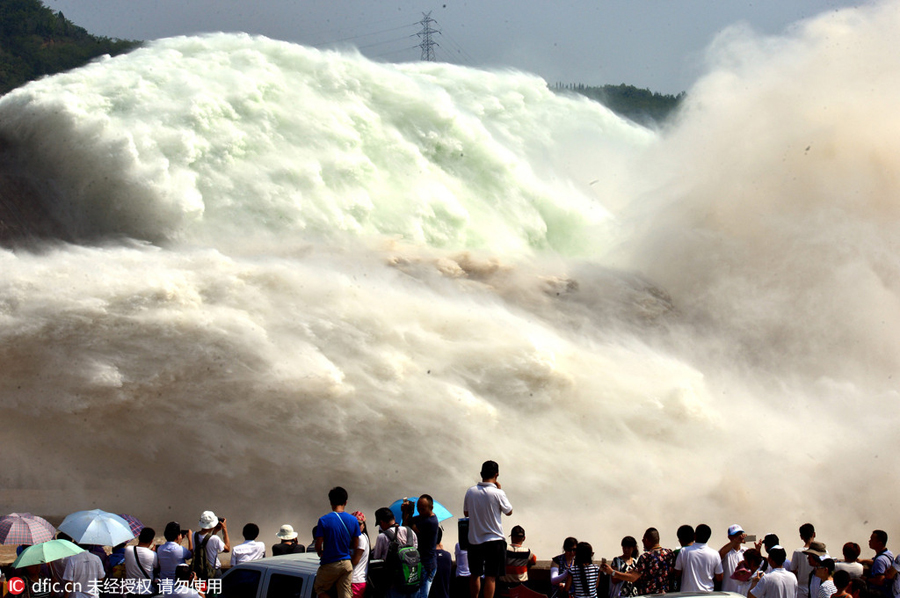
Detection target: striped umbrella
<box><xmin>117</xmin><ymin>514</ymin><xmax>144</xmax><ymax>537</ymax></box>
<box><xmin>0</xmin><ymin>513</ymin><xmax>57</xmax><ymax>545</ymax></box>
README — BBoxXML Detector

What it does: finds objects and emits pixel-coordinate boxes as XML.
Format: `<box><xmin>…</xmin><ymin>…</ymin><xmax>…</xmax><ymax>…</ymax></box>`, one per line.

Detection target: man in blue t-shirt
<box><xmin>866</xmin><ymin>530</ymin><xmax>894</xmax><ymax>598</ymax></box>
<box><xmin>315</xmin><ymin>486</ymin><xmax>363</xmax><ymax>598</ymax></box>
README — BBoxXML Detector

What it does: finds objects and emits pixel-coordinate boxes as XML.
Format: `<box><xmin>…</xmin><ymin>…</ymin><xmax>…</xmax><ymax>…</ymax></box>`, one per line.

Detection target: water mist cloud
<box><xmin>622</xmin><ymin>0</ymin><xmax>900</xmax><ymax>381</ymax></box>
<box><xmin>1</xmin><ymin>5</ymin><xmax>900</xmax><ymax>557</ymax></box>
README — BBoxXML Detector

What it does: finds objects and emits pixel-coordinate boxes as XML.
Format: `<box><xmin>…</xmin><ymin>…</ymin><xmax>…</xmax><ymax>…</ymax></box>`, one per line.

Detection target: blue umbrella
<box><xmin>58</xmin><ymin>510</ymin><xmax>134</xmax><ymax>546</ymax></box>
<box><xmin>388</xmin><ymin>497</ymin><xmax>453</xmax><ymax>524</ymax></box>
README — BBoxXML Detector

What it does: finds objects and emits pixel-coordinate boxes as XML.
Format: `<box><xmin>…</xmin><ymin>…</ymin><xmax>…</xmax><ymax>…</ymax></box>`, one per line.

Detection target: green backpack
<box><xmin>384</xmin><ymin>525</ymin><xmax>422</xmax><ymax>594</ymax></box>
<box><xmin>191</xmin><ymin>532</ymin><xmax>216</xmax><ymax>581</ymax></box>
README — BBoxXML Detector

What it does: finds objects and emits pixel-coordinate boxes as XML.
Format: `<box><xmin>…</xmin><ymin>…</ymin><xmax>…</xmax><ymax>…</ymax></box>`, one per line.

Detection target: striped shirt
<box><xmin>501</xmin><ymin>545</ymin><xmax>536</xmax><ymax>583</ymax></box>
<box><xmin>571</xmin><ymin>564</ymin><xmax>600</xmax><ymax>598</ymax></box>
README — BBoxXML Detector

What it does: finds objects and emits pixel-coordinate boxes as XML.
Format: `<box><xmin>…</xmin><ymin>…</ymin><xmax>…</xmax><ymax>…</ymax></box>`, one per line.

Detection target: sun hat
<box><xmin>198</xmin><ymin>511</ymin><xmax>217</xmax><ymax>529</ymax></box>
<box><xmin>728</xmin><ymin>524</ymin><xmax>745</xmax><ymax>537</ymax></box>
<box><xmin>351</xmin><ymin>512</ymin><xmax>366</xmax><ymax>525</ymax></box>
<box><xmin>803</xmin><ymin>541</ymin><xmax>829</xmax><ymax>558</ymax></box>
<box><xmin>276</xmin><ymin>524</ymin><xmax>298</xmax><ymax>540</ymax></box>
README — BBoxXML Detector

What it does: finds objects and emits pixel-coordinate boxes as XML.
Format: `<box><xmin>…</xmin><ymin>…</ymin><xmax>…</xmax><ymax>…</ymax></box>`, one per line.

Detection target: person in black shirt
<box><xmin>430</xmin><ymin>543</ymin><xmax>453</xmax><ymax>598</ymax></box>
<box><xmin>272</xmin><ymin>524</ymin><xmax>306</xmax><ymax>556</ymax></box>
<box><xmin>405</xmin><ymin>495</ymin><xmax>441</xmax><ymax>598</ymax></box>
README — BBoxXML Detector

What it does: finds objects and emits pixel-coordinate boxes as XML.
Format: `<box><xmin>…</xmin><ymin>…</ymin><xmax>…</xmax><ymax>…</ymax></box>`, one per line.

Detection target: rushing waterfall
<box><xmin>1</xmin><ymin>1</ymin><xmax>899</xmax><ymax>554</ymax></box>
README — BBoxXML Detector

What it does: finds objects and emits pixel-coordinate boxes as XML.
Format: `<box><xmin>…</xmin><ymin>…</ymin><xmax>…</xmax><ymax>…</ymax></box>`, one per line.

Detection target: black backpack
<box><xmin>384</xmin><ymin>525</ymin><xmax>423</xmax><ymax>594</ymax></box>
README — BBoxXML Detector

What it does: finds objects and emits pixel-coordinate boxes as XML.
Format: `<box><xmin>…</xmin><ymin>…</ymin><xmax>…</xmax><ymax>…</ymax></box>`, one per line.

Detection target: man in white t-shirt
<box><xmin>194</xmin><ymin>510</ymin><xmax>231</xmax><ymax>576</ymax></box>
<box><xmin>63</xmin><ymin>548</ymin><xmax>105</xmax><ymax>598</ymax></box>
<box><xmin>803</xmin><ymin>542</ymin><xmax>831</xmax><ymax>598</ymax></box>
<box><xmin>834</xmin><ymin>542</ymin><xmax>864</xmax><ymax>579</ymax></box>
<box><xmin>792</xmin><ymin>523</ymin><xmax>817</xmax><ymax>598</ymax></box>
<box><xmin>124</xmin><ymin>527</ymin><xmax>159</xmax><ymax>595</ymax></box>
<box><xmin>675</xmin><ymin>523</ymin><xmax>723</xmax><ymax>592</ymax></box>
<box><xmin>751</xmin><ymin>547</ymin><xmax>798</xmax><ymax>598</ymax></box>
<box><xmin>721</xmin><ymin>524</ymin><xmax>748</xmax><ymax>593</ymax></box>
<box><xmin>372</xmin><ymin>506</ymin><xmax>417</xmax><ymax>598</ymax></box>
<box><xmin>230</xmin><ymin>523</ymin><xmax>266</xmax><ymax>566</ymax></box>
<box><xmin>463</xmin><ymin>460</ymin><xmax>513</xmax><ymax>598</ymax></box>
<box><xmin>372</xmin><ymin>507</ymin><xmax>418</xmax><ymax>560</ymax></box>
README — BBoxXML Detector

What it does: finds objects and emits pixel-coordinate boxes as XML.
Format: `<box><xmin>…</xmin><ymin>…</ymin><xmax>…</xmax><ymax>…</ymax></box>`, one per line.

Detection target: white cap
<box><xmin>728</xmin><ymin>524</ymin><xmax>745</xmax><ymax>537</ymax></box>
<box><xmin>198</xmin><ymin>511</ymin><xmax>217</xmax><ymax>529</ymax></box>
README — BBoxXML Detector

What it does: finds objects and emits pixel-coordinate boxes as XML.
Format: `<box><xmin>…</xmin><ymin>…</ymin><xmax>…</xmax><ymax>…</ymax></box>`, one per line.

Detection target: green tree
<box><xmin>0</xmin><ymin>0</ymin><xmax>140</xmax><ymax>95</ymax></box>
<box><xmin>552</xmin><ymin>82</ymin><xmax>685</xmax><ymax>126</ymax></box>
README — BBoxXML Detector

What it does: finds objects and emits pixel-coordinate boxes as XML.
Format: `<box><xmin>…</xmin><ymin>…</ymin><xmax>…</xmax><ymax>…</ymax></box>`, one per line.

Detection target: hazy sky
<box><xmin>47</xmin><ymin>0</ymin><xmax>865</xmax><ymax>93</ymax></box>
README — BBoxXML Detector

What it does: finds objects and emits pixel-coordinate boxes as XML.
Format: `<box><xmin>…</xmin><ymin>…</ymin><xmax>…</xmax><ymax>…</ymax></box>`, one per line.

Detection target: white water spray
<box><xmin>1</xmin><ymin>2</ymin><xmax>899</xmax><ymax>557</ymax></box>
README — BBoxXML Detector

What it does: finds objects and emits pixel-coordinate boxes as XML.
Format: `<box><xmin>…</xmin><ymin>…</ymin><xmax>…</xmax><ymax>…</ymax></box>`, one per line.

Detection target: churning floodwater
<box><xmin>1</xmin><ymin>1</ymin><xmax>899</xmax><ymax>555</ymax></box>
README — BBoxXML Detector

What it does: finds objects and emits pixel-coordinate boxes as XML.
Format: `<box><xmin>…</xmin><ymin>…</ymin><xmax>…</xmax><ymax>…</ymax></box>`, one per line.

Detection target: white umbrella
<box><xmin>58</xmin><ymin>509</ymin><xmax>134</xmax><ymax>546</ymax></box>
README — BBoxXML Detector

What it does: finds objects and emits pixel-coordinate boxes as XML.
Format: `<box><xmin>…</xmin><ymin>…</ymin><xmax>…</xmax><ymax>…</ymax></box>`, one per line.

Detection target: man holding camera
<box><xmin>463</xmin><ymin>460</ymin><xmax>513</xmax><ymax>598</ymax></box>
<box><xmin>158</xmin><ymin>522</ymin><xmax>194</xmax><ymax>583</ymax></box>
<box><xmin>195</xmin><ymin>511</ymin><xmax>231</xmax><ymax>578</ymax></box>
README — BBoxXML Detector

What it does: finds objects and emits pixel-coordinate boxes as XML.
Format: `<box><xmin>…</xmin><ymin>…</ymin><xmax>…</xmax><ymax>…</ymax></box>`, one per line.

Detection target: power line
<box><xmin>311</xmin><ymin>22</ymin><xmax>419</xmax><ymax>48</ymax></box>
<box><xmin>371</xmin><ymin>45</ymin><xmax>421</xmax><ymax>60</ymax></box>
<box><xmin>357</xmin><ymin>36</ymin><xmax>417</xmax><ymax>51</ymax></box>
<box><xmin>438</xmin><ymin>29</ymin><xmax>476</xmax><ymax>66</ymax></box>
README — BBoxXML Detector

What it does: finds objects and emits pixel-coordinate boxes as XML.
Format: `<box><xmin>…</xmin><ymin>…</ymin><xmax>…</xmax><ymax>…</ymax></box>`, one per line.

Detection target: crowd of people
<box><xmin>304</xmin><ymin>461</ymin><xmax>900</xmax><ymax>598</ymax></box>
<box><xmin>547</xmin><ymin>524</ymin><xmax>898</xmax><ymax>598</ymax></box>
<box><xmin>3</xmin><ymin>460</ymin><xmax>899</xmax><ymax>598</ymax></box>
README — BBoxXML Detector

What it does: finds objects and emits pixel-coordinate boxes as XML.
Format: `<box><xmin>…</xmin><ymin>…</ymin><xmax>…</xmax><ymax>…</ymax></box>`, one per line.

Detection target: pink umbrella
<box><xmin>0</xmin><ymin>513</ymin><xmax>57</xmax><ymax>545</ymax></box>
<box><xmin>117</xmin><ymin>514</ymin><xmax>144</xmax><ymax>537</ymax></box>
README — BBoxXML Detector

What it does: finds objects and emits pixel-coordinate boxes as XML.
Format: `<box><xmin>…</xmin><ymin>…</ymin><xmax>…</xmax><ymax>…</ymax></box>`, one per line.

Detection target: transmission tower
<box><xmin>417</xmin><ymin>12</ymin><xmax>439</xmax><ymax>61</ymax></box>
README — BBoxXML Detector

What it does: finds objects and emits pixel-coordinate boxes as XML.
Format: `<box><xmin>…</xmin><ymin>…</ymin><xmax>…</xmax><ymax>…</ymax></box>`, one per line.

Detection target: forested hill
<box><xmin>553</xmin><ymin>83</ymin><xmax>685</xmax><ymax>126</ymax></box>
<box><xmin>0</xmin><ymin>0</ymin><xmax>139</xmax><ymax>95</ymax></box>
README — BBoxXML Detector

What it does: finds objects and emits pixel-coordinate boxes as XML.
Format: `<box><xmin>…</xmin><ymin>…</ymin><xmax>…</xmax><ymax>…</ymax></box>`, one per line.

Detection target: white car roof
<box><xmin>227</xmin><ymin>553</ymin><xmax>320</xmax><ymax>576</ymax></box>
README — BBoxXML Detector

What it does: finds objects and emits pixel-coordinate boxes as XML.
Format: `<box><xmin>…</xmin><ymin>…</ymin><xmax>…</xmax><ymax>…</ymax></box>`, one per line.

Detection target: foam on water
<box><xmin>0</xmin><ymin>33</ymin><xmax>649</xmax><ymax>254</ymax></box>
<box><xmin>1</xmin><ymin>2</ymin><xmax>900</xmax><ymax>555</ymax></box>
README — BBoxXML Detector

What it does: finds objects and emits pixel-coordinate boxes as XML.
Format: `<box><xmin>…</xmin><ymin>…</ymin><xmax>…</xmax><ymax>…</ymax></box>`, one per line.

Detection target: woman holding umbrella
<box><xmin>14</xmin><ymin>564</ymin><xmax>54</xmax><ymax>598</ymax></box>
<box><xmin>9</xmin><ymin>539</ymin><xmax>85</xmax><ymax>598</ymax></box>
<box><xmin>0</xmin><ymin>513</ymin><xmax>57</xmax><ymax>547</ymax></box>
<box><xmin>0</xmin><ymin>512</ymin><xmax>60</xmax><ymax>590</ymax></box>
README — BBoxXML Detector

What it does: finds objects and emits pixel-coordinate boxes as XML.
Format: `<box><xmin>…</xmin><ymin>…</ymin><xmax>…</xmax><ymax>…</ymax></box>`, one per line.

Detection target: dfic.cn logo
<box><xmin>8</xmin><ymin>577</ymin><xmax>26</xmax><ymax>595</ymax></box>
